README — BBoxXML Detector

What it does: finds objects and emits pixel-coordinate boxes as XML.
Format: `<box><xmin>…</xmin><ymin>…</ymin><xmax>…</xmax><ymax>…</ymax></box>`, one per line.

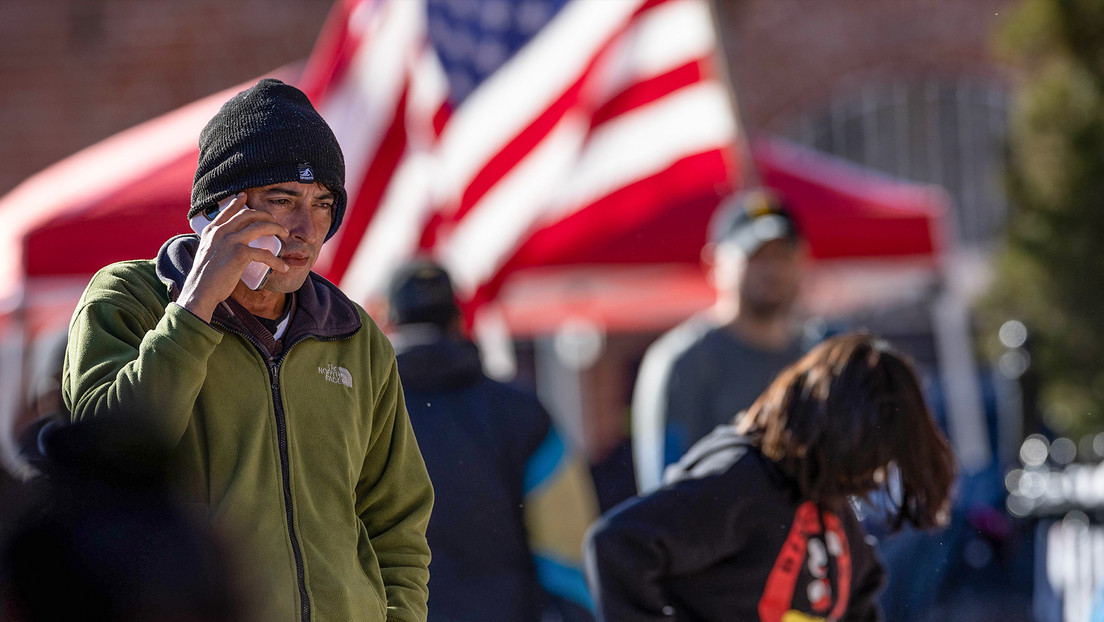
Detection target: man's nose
<box><xmin>285</xmin><ymin>203</ymin><xmax>317</xmax><ymax>241</ymax></box>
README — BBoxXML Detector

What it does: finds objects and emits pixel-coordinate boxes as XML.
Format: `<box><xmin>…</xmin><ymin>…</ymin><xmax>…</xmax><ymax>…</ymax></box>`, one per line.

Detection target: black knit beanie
<box><xmin>190</xmin><ymin>78</ymin><xmax>346</xmax><ymax>241</ymax></box>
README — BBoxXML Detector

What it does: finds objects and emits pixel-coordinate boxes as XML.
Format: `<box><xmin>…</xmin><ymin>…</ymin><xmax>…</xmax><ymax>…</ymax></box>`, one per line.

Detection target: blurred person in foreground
<box><xmin>61</xmin><ymin>79</ymin><xmax>433</xmax><ymax>621</ymax></box>
<box><xmin>586</xmin><ymin>333</ymin><xmax>957</xmax><ymax>622</ymax></box>
<box><xmin>632</xmin><ymin>188</ymin><xmax>806</xmax><ymax>493</ymax></box>
<box><xmin>387</xmin><ymin>259</ymin><xmax>599</xmax><ymax>622</ymax></box>
<box><xmin>1</xmin><ymin>414</ymin><xmax>249</xmax><ymax>621</ymax></box>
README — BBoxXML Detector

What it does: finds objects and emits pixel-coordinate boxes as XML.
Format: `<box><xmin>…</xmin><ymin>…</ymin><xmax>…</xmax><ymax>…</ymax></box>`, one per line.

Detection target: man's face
<box><xmin>736</xmin><ymin>238</ymin><xmax>805</xmax><ymax>319</ymax></box>
<box><xmin>243</xmin><ymin>182</ymin><xmax>335</xmax><ymax>293</ymax></box>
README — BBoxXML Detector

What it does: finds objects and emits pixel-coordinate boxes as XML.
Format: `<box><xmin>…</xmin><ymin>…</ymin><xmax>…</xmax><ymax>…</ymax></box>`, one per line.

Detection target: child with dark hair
<box><xmin>585</xmin><ymin>333</ymin><xmax>956</xmax><ymax>622</ymax></box>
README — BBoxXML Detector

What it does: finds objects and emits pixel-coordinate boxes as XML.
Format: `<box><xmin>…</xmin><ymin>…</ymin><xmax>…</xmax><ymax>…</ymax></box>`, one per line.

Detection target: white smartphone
<box><xmin>190</xmin><ymin>196</ymin><xmax>283</xmax><ymax>291</ymax></box>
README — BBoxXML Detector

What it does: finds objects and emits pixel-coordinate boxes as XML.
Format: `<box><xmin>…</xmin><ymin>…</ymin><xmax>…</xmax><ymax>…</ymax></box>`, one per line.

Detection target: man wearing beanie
<box><xmin>62</xmin><ymin>79</ymin><xmax>433</xmax><ymax>622</ymax></box>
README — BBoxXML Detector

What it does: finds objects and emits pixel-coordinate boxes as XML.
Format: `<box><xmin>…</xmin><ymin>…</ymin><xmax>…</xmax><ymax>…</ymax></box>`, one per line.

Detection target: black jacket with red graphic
<box><xmin>584</xmin><ymin>425</ymin><xmax>885</xmax><ymax>622</ymax></box>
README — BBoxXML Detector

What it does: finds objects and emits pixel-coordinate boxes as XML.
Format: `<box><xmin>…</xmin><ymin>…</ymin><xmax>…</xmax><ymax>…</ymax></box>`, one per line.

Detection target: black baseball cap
<box><xmin>708</xmin><ymin>188</ymin><xmax>800</xmax><ymax>255</ymax></box>
<box><xmin>386</xmin><ymin>259</ymin><xmax>460</xmax><ymax>326</ymax></box>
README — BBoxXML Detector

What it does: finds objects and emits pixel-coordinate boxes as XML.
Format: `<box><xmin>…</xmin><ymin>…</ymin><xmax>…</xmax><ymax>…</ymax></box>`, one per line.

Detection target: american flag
<box><xmin>299</xmin><ymin>0</ymin><xmax>740</xmax><ymax>312</ymax></box>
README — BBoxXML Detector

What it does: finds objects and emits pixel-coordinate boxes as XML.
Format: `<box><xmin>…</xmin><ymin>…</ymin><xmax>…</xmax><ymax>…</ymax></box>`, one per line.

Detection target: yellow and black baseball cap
<box><xmin>708</xmin><ymin>188</ymin><xmax>800</xmax><ymax>255</ymax></box>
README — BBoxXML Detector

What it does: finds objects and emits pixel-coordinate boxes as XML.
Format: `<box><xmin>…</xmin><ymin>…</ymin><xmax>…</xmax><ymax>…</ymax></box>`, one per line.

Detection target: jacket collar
<box><xmin>392</xmin><ymin>324</ymin><xmax>484</xmax><ymax>392</ymax></box>
<box><xmin>155</xmin><ymin>234</ymin><xmax>361</xmax><ymax>342</ymax></box>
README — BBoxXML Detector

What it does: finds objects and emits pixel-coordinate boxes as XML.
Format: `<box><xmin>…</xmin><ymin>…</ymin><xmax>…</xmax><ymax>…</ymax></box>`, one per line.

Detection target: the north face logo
<box><xmin>298</xmin><ymin>163</ymin><xmax>315</xmax><ymax>182</ymax></box>
<box><xmin>319</xmin><ymin>364</ymin><xmax>352</xmax><ymax>388</ymax></box>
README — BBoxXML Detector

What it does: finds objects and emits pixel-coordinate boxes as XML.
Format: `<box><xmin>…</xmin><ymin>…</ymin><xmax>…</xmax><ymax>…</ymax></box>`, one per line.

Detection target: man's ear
<box><xmin>700</xmin><ymin>241</ymin><xmax>718</xmax><ymax>269</ymax></box>
<box><xmin>703</xmin><ymin>242</ymin><xmax>723</xmax><ymax>292</ymax></box>
<box><xmin>706</xmin><ymin>242</ymin><xmax>749</xmax><ymax>294</ymax></box>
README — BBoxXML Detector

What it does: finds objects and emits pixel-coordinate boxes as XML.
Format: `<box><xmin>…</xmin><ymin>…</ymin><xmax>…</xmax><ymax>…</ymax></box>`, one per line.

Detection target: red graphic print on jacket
<box><xmin>758</xmin><ymin>501</ymin><xmax>852</xmax><ymax>622</ymax></box>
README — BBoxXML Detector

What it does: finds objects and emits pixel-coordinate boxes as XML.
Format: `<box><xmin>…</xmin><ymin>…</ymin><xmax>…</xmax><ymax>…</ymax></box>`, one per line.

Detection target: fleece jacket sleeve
<box><xmin>354</xmin><ymin>331</ymin><xmax>434</xmax><ymax>622</ymax></box>
<box><xmin>62</xmin><ymin>264</ymin><xmax>223</xmax><ymax>442</ymax></box>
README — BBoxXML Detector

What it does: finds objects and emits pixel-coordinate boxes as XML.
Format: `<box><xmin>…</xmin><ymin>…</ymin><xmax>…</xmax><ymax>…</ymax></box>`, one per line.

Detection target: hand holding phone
<box><xmin>190</xmin><ymin>196</ymin><xmax>284</xmax><ymax>290</ymax></box>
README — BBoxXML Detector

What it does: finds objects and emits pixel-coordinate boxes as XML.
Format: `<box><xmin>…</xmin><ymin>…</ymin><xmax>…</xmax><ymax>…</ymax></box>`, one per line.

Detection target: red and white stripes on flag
<box><xmin>300</xmin><ymin>0</ymin><xmax>740</xmax><ymax>310</ymax></box>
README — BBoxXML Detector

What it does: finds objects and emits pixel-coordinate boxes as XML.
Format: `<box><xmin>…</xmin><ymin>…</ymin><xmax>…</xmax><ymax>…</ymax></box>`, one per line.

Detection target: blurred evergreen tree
<box><xmin>987</xmin><ymin>0</ymin><xmax>1104</xmax><ymax>435</ymax></box>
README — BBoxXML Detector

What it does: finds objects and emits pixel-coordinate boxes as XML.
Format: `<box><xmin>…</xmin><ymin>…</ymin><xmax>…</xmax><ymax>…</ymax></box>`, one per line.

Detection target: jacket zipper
<box><xmin>261</xmin><ymin>333</ymin><xmax>352</xmax><ymax>622</ymax></box>
<box><xmin>269</xmin><ymin>358</ymin><xmax>311</xmax><ymax>622</ymax></box>
<box><xmin>214</xmin><ymin>315</ymin><xmax>357</xmax><ymax>622</ymax></box>
<box><xmin>214</xmin><ymin>321</ymin><xmax>314</xmax><ymax>622</ymax></box>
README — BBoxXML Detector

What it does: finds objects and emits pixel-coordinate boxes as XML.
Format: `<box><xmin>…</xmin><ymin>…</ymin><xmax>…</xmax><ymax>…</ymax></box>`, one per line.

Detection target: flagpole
<box><xmin>705</xmin><ymin>0</ymin><xmax>760</xmax><ymax>188</ymax></box>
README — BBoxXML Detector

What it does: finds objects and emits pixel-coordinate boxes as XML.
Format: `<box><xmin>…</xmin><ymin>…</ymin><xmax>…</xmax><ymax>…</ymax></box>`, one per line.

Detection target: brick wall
<box><xmin>714</xmin><ymin>0</ymin><xmax>1018</xmax><ymax>132</ymax></box>
<box><xmin>0</xmin><ymin>0</ymin><xmax>333</xmax><ymax>195</ymax></box>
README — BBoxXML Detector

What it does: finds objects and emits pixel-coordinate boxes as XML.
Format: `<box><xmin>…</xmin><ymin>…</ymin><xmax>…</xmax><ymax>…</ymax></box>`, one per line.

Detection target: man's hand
<box><xmin>177</xmin><ymin>193</ymin><xmax>290</xmax><ymax>322</ymax></box>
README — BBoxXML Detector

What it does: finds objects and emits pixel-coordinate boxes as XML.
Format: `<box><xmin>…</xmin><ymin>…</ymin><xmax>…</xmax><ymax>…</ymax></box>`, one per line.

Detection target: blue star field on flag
<box><xmin>425</xmin><ymin>0</ymin><xmax>571</xmax><ymax>106</ymax></box>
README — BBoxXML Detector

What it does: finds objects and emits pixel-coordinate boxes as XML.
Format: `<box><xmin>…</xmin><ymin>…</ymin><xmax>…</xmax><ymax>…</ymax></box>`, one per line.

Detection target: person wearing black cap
<box><xmin>61</xmin><ymin>79</ymin><xmax>433</xmax><ymax>622</ymax></box>
<box><xmin>387</xmin><ymin>259</ymin><xmax>599</xmax><ymax>622</ymax></box>
<box><xmin>631</xmin><ymin>188</ymin><xmax>807</xmax><ymax>493</ymax></box>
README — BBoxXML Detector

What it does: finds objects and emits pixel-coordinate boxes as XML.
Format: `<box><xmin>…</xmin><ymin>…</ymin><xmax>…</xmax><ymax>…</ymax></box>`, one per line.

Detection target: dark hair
<box><xmin>735</xmin><ymin>333</ymin><xmax>955</xmax><ymax>530</ymax></box>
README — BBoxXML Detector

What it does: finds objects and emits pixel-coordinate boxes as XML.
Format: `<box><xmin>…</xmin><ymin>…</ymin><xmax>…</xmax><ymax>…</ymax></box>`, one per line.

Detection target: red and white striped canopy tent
<box><xmin>0</xmin><ymin>129</ymin><xmax>948</xmax><ymax>337</ymax></box>
<box><xmin>0</xmin><ymin>122</ymin><xmax>946</xmax><ymax>339</ymax></box>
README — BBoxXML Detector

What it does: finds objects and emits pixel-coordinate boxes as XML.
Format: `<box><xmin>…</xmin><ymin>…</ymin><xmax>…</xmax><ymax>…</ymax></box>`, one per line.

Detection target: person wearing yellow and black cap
<box><xmin>62</xmin><ymin>79</ymin><xmax>433</xmax><ymax>622</ymax></box>
<box><xmin>631</xmin><ymin>188</ymin><xmax>807</xmax><ymax>494</ymax></box>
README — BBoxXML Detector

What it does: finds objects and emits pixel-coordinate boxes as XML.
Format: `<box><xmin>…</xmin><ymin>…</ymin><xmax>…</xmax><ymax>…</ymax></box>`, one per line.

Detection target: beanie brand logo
<box><xmin>298</xmin><ymin>162</ymin><xmax>315</xmax><ymax>183</ymax></box>
<box><xmin>319</xmin><ymin>364</ymin><xmax>353</xmax><ymax>388</ymax></box>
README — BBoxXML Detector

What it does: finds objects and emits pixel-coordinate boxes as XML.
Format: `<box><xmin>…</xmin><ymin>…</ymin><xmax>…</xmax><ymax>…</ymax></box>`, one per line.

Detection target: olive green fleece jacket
<box><xmin>62</xmin><ymin>235</ymin><xmax>433</xmax><ymax>622</ymax></box>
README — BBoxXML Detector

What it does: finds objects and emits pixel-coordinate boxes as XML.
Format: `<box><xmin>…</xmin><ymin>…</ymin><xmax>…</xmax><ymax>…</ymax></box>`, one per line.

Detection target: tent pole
<box><xmin>706</xmin><ymin>0</ymin><xmax>760</xmax><ymax>187</ymax></box>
